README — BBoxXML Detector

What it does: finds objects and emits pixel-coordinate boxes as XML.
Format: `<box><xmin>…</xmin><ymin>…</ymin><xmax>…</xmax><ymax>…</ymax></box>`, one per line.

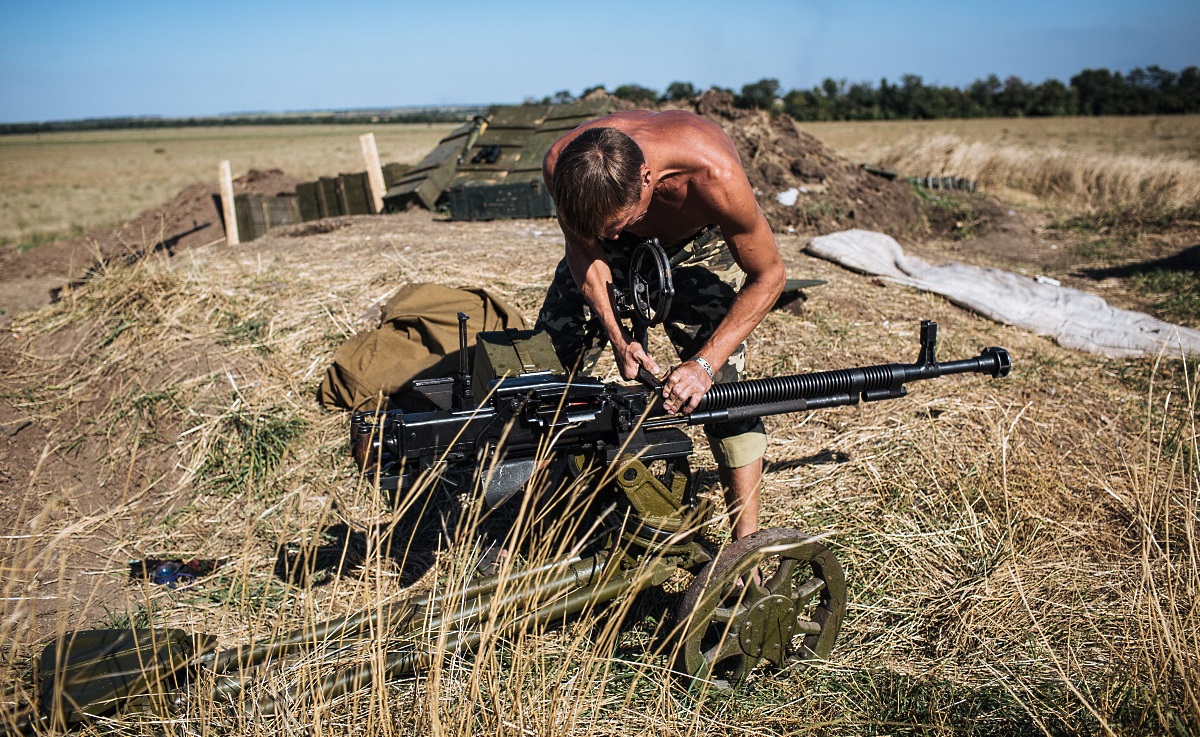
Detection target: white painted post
<box><xmin>360</xmin><ymin>132</ymin><xmax>386</xmax><ymax>214</ymax></box>
<box><xmin>218</xmin><ymin>160</ymin><xmax>239</xmax><ymax>245</ymax></box>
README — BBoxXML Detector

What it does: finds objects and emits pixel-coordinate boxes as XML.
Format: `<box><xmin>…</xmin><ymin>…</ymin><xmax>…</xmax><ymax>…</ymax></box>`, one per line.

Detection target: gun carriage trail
<box><xmin>1</xmin><ymin>96</ymin><xmax>1197</xmax><ymax>735</ymax></box>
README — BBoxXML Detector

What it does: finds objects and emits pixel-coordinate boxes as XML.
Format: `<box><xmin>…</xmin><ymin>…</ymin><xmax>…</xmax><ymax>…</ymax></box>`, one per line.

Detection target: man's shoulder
<box><xmin>592</xmin><ymin>109</ymin><xmax>715</xmax><ymax>133</ymax></box>
<box><xmin>632</xmin><ymin>109</ymin><xmax>719</xmax><ymax>133</ymax></box>
<box><xmin>553</xmin><ymin>110</ymin><xmax>720</xmax><ymax>147</ymax></box>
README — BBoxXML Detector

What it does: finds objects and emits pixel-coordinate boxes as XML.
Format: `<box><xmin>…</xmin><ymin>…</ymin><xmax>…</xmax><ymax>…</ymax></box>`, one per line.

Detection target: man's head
<box><xmin>550</xmin><ymin>127</ymin><xmax>647</xmax><ymax>240</ymax></box>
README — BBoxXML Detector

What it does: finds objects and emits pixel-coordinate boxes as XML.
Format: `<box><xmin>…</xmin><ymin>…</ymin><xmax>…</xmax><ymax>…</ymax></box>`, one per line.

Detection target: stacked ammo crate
<box><xmin>295</xmin><ymin>171</ymin><xmax>376</xmax><ymax>221</ymax></box>
<box><xmin>383</xmin><ymin>97</ymin><xmax>617</xmax><ymax>221</ymax></box>
<box><xmin>234</xmin><ymin>193</ymin><xmax>301</xmax><ymax>242</ymax></box>
<box><xmin>234</xmin><ymin>166</ymin><xmax>411</xmax><ymax>242</ymax></box>
<box><xmin>382</xmin><ymin>118</ymin><xmax>486</xmax><ymax>211</ymax></box>
<box><xmin>232</xmin><ymin>98</ymin><xmax>618</xmax><ymax>241</ymax></box>
<box><xmin>443</xmin><ymin>104</ymin><xmax>553</xmax><ymax>221</ymax></box>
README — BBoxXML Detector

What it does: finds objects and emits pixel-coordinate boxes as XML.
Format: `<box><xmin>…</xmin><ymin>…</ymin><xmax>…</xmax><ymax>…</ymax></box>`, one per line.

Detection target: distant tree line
<box><xmin>9</xmin><ymin>66</ymin><xmax>1196</xmax><ymax>135</ymax></box>
<box><xmin>541</xmin><ymin>66</ymin><xmax>1200</xmax><ymax>119</ymax></box>
<box><xmin>0</xmin><ymin>108</ymin><xmax>485</xmax><ymax>135</ymax></box>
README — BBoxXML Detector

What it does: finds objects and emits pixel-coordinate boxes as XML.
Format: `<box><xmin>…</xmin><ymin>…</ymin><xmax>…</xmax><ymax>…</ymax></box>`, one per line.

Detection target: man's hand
<box><xmin>662</xmin><ymin>360</ymin><xmax>713</xmax><ymax>414</ymax></box>
<box><xmin>617</xmin><ymin>341</ymin><xmax>661</xmax><ymax>382</ymax></box>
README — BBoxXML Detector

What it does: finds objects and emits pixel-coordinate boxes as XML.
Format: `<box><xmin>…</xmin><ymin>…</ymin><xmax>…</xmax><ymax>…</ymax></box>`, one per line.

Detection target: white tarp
<box><xmin>807</xmin><ymin>229</ymin><xmax>1200</xmax><ymax>358</ymax></box>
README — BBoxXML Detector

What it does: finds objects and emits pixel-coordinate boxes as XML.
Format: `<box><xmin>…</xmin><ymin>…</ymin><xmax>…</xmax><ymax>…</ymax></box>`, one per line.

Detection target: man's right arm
<box><xmin>561</xmin><ymin>235</ymin><xmax>660</xmax><ymax>379</ymax></box>
<box><xmin>544</xmin><ymin>138</ymin><xmax>660</xmax><ymax>379</ymax></box>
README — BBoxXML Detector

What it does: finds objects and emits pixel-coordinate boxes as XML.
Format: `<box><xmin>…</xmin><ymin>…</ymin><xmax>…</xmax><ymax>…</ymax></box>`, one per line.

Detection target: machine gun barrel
<box><xmin>646</xmin><ymin>321</ymin><xmax>1011</xmax><ymax>429</ymax></box>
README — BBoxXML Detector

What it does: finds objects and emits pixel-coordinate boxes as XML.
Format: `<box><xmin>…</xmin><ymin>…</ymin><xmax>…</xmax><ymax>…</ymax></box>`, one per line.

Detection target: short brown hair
<box><xmin>550</xmin><ymin>127</ymin><xmax>644</xmax><ymax>240</ymax></box>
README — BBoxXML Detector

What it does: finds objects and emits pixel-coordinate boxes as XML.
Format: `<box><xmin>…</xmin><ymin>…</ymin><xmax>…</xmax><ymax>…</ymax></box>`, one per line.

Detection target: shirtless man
<box><xmin>535</xmin><ymin>109</ymin><xmax>785</xmax><ymax>540</ymax></box>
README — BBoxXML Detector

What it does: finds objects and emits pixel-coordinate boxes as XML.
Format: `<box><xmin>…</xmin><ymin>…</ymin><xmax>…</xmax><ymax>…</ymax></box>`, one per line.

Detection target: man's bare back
<box><xmin>543</xmin><ymin>109</ymin><xmax>782</xmax><ymax>400</ymax></box>
<box><xmin>544</xmin><ymin>110</ymin><xmax>756</xmax><ymax>245</ymax></box>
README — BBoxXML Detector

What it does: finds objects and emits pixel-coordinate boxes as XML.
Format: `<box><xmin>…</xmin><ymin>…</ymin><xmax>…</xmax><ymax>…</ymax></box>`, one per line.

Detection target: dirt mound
<box><xmin>689</xmin><ymin>90</ymin><xmax>924</xmax><ymax>236</ymax></box>
<box><xmin>0</xmin><ymin>169</ymin><xmax>298</xmax><ymax>320</ymax></box>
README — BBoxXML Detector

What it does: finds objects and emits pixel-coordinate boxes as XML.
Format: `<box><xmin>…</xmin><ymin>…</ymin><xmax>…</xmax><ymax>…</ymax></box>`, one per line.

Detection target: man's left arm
<box><xmin>661</xmin><ymin>171</ymin><xmax>785</xmax><ymax>414</ymax></box>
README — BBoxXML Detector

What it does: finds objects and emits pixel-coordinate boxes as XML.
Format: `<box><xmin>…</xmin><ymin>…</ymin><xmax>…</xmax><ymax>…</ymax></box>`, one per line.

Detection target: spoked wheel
<box><xmin>673</xmin><ymin>527</ymin><xmax>846</xmax><ymax>690</ymax></box>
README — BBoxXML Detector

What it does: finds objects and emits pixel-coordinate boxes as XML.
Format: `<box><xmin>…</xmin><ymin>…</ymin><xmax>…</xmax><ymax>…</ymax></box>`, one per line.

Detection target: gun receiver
<box><xmin>351</xmin><ymin>320</ymin><xmax>1010</xmax><ymax>507</ymax></box>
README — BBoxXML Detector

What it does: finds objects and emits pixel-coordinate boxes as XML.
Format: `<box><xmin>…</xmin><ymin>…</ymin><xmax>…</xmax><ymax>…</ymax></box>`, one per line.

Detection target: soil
<box><xmin>0</xmin><ymin>168</ymin><xmax>298</xmax><ymax>323</ymax></box>
<box><xmin>690</xmin><ymin>90</ymin><xmax>926</xmax><ymax>237</ymax></box>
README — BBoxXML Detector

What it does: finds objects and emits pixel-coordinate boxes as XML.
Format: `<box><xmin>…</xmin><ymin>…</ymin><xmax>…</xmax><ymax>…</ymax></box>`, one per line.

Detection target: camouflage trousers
<box><xmin>535</xmin><ymin>226</ymin><xmax>767</xmax><ymax>468</ymax></box>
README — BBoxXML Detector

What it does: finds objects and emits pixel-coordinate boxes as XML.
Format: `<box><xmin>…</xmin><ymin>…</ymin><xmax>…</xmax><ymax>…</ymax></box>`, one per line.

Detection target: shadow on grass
<box><xmin>1077</xmin><ymin>244</ymin><xmax>1200</xmax><ymax>279</ymax></box>
<box><xmin>765</xmin><ymin>448</ymin><xmax>852</xmax><ymax>475</ymax></box>
<box><xmin>274</xmin><ymin>489</ymin><xmax>456</xmax><ymax>588</ymax></box>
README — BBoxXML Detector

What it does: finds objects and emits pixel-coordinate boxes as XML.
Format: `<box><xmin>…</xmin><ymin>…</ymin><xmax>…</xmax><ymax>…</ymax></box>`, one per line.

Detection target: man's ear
<box><xmin>641</xmin><ymin>164</ymin><xmax>652</xmax><ymax>189</ymax></box>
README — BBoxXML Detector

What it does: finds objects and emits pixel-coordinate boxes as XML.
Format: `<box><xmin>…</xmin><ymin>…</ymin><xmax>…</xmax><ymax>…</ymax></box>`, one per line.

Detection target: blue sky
<box><xmin>1</xmin><ymin>0</ymin><xmax>1197</xmax><ymax>123</ymax></box>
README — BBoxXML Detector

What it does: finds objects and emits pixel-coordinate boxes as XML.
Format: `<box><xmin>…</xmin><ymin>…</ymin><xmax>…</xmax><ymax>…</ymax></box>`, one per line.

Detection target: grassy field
<box><xmin>1</xmin><ymin>109</ymin><xmax>1199</xmax><ymax>735</ymax></box>
<box><xmin>0</xmin><ymin>123</ymin><xmax>457</xmax><ymax>249</ymax></box>
<box><xmin>805</xmin><ymin>116</ymin><xmax>1200</xmax><ymax>225</ymax></box>
<box><xmin>1</xmin><ymin>210</ymin><xmax>1195</xmax><ymax>735</ymax></box>
<box><xmin>802</xmin><ymin>115</ymin><xmax>1200</xmax><ymax>165</ymax></box>
<box><xmin>5</xmin><ymin>116</ymin><xmax>1200</xmax><ymax>254</ymax></box>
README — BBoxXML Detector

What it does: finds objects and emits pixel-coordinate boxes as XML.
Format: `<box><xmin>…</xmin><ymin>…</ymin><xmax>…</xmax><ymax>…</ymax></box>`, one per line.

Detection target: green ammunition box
<box><xmin>382</xmin><ymin>162</ymin><xmax>411</xmax><ymax>189</ymax></box>
<box><xmin>296</xmin><ymin>181</ymin><xmax>322</xmax><ymax>222</ymax></box>
<box><xmin>338</xmin><ymin>171</ymin><xmax>374</xmax><ymax>215</ymax></box>
<box><xmin>233</xmin><ymin>194</ymin><xmax>301</xmax><ymax>241</ymax></box>
<box><xmin>472</xmin><ymin>329</ymin><xmax>564</xmax><ymax>399</ymax></box>
<box><xmin>234</xmin><ymin>193</ymin><xmax>268</xmax><ymax>241</ymax></box>
<box><xmin>317</xmin><ymin>177</ymin><xmax>342</xmax><ymax>218</ymax></box>
<box><xmin>446</xmin><ymin>178</ymin><xmax>555</xmax><ymax>221</ymax></box>
<box><xmin>265</xmin><ymin>194</ymin><xmax>300</xmax><ymax>228</ymax></box>
<box><xmin>384</xmin><ymin>118</ymin><xmax>483</xmax><ymax>211</ymax></box>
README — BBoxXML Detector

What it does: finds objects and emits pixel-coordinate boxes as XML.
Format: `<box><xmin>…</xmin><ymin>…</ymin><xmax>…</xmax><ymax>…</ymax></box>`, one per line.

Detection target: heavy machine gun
<box><xmin>351</xmin><ymin>315</ymin><xmax>1011</xmax><ymax>513</ymax></box>
<box><xmin>335</xmin><ymin>314</ymin><xmax>1010</xmax><ymax>692</ymax></box>
<box><xmin>5</xmin><ymin>315</ymin><xmax>1010</xmax><ymax>733</ymax></box>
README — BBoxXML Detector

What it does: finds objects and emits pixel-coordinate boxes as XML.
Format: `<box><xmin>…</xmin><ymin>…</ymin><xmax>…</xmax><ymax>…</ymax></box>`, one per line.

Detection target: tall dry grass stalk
<box><xmin>1109</xmin><ymin>354</ymin><xmax>1200</xmax><ymax>734</ymax></box>
<box><xmin>875</xmin><ymin>133</ymin><xmax>1200</xmax><ymax>223</ymax></box>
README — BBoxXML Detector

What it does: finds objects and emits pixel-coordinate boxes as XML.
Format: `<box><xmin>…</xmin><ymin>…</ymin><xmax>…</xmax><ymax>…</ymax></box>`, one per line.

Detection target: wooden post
<box><xmin>218</xmin><ymin>160</ymin><xmax>239</xmax><ymax>245</ymax></box>
<box><xmin>360</xmin><ymin>133</ymin><xmax>386</xmax><ymax>214</ymax></box>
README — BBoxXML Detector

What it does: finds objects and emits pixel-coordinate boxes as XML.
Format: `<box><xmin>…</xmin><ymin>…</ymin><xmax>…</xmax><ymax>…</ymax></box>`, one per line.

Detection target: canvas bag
<box><xmin>319</xmin><ymin>283</ymin><xmax>528</xmax><ymax>411</ymax></box>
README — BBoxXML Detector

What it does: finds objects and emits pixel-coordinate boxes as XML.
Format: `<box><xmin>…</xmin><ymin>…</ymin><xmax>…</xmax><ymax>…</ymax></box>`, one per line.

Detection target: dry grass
<box><xmin>0</xmin><ymin>124</ymin><xmax>456</xmax><ymax>248</ymax></box>
<box><xmin>802</xmin><ymin>115</ymin><xmax>1200</xmax><ymax>223</ymax></box>
<box><xmin>1</xmin><ymin>211</ymin><xmax>1196</xmax><ymax>735</ymax></box>
<box><xmin>802</xmin><ymin>116</ymin><xmax>1200</xmax><ymax>165</ymax></box>
<box><xmin>873</xmin><ymin>133</ymin><xmax>1200</xmax><ymax>223</ymax></box>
